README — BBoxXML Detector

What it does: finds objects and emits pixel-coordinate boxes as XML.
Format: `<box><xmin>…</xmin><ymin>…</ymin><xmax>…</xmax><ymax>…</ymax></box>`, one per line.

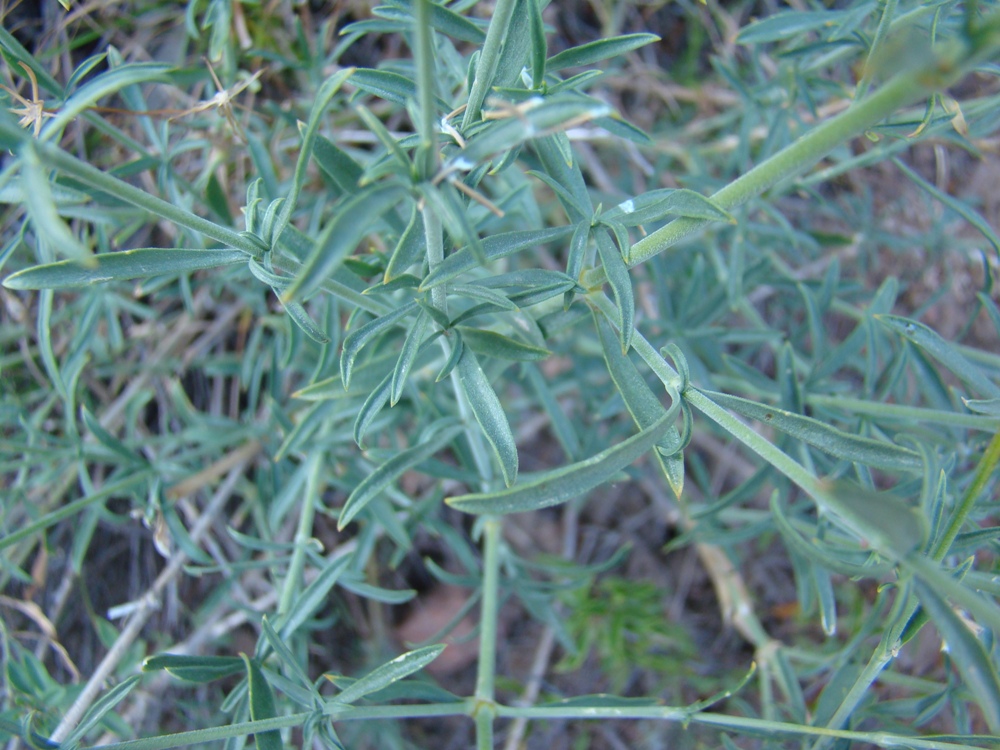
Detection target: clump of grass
<box><xmin>1</xmin><ymin>1</ymin><xmax>1000</xmax><ymax>749</ymax></box>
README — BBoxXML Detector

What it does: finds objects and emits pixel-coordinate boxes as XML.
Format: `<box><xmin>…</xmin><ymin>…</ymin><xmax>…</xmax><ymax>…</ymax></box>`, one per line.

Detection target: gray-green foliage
<box><xmin>1</xmin><ymin>1</ymin><xmax>1000</xmax><ymax>748</ymax></box>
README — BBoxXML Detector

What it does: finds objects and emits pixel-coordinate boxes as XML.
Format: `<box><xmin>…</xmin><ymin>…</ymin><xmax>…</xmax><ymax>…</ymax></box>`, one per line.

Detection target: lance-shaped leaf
<box><xmin>457</xmin><ymin>347</ymin><xmax>518</xmax><ymax>486</ymax></box>
<box><xmin>737</xmin><ymin>9</ymin><xmax>851</xmax><ymax>43</ymax></box>
<box><xmin>595</xmin><ymin>229</ymin><xmax>634</xmax><ymax>353</ymax></box>
<box><xmin>421</xmin><ymin>227</ymin><xmax>573</xmax><ymax>289</ymax></box>
<box><xmin>241</xmin><ymin>655</ymin><xmax>282</xmax><ymax>750</ymax></box>
<box><xmin>3</xmin><ymin>248</ymin><xmax>248</xmax><ymax>290</ymax></box>
<box><xmin>448</xmin><ymin>408</ymin><xmax>675</xmax><ymax>515</ymax></box>
<box><xmin>339</xmin><ymin>422</ymin><xmax>463</xmax><ymax>530</ymax></box>
<box><xmin>599</xmin><ymin>188</ymin><xmax>735</xmax><ymax>230</ymax></box>
<box><xmin>143</xmin><ymin>654</ymin><xmax>245</xmax><ymax>682</ymax></box>
<box><xmin>458</xmin><ymin>327</ymin><xmax>550</xmax><ymax>361</ymax></box>
<box><xmin>376</xmin><ymin>0</ymin><xmax>485</xmax><ymax>43</ymax></box>
<box><xmin>327</xmin><ymin>645</ymin><xmax>446</xmax><ymax>707</ymax></box>
<box><xmin>275</xmin><ymin>552</ymin><xmax>352</xmax><ymax>639</ymax></box>
<box><xmin>546</xmin><ymin>33</ymin><xmax>660</xmax><ymax>72</ymax></box>
<box><xmin>350</xmin><ymin>68</ymin><xmax>449</xmax><ymax>110</ymax></box>
<box><xmin>701</xmin><ymin>389</ymin><xmax>922</xmax><ymax>472</ymax></box>
<box><xmin>914</xmin><ymin>577</ymin><xmax>1000</xmax><ymax>733</ymax></box>
<box><xmin>527</xmin><ymin>0</ymin><xmax>546</xmax><ymax>88</ymax></box>
<box><xmin>40</xmin><ymin>62</ymin><xmax>171</xmax><ymax>139</ymax></box>
<box><xmin>63</xmin><ymin>675</ymin><xmax>141</xmax><ymax>748</ymax></box>
<box><xmin>876</xmin><ymin>314</ymin><xmax>1000</xmax><ymax>400</ymax></box>
<box><xmin>391</xmin><ymin>310</ymin><xmax>428</xmax><ymax>405</ymax></box>
<box><xmin>283</xmin><ymin>182</ymin><xmax>409</xmax><ymax>303</ymax></box>
<box><xmin>272</xmin><ymin>67</ymin><xmax>355</xmax><ymax>245</ymax></box>
<box><xmin>313</xmin><ymin>134</ymin><xmax>363</xmax><ymax>193</ymax></box>
<box><xmin>384</xmin><ymin>206</ymin><xmax>425</xmax><ymax>281</ymax></box>
<box><xmin>341</xmin><ymin>302</ymin><xmax>417</xmax><ymax>388</ymax></box>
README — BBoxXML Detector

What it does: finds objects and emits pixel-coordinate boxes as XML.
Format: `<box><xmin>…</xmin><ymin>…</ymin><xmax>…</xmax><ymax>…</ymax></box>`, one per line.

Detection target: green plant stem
<box><xmin>475</xmin><ymin>517</ymin><xmax>502</xmax><ymax>705</ymax></box>
<box><xmin>414</xmin><ymin>0</ymin><xmax>439</xmax><ymax>180</ymax></box>
<box><xmin>461</xmin><ymin>0</ymin><xmax>518</xmax><ymax>128</ymax></box>
<box><xmin>4</xmin><ymin>135</ymin><xmax>264</xmax><ymax>256</ymax></box>
<box><xmin>278</xmin><ymin>453</ymin><xmax>321</xmax><ymax>615</ymax></box>
<box><xmin>581</xmin><ymin>45</ymin><xmax>980</xmax><ymax>289</ymax></box>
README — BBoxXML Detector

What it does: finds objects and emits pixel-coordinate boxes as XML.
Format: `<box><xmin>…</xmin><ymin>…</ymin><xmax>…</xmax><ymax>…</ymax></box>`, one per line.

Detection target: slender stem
<box><xmin>580</xmin><ymin>45</ymin><xmax>978</xmax><ymax>289</ymax></box>
<box><xmin>473</xmin><ymin>517</ymin><xmax>502</xmax><ymax>749</ymax></box>
<box><xmin>414</xmin><ymin>0</ymin><xmax>439</xmax><ymax>180</ymax></box>
<box><xmin>475</xmin><ymin>517</ymin><xmax>502</xmax><ymax>704</ymax></box>
<box><xmin>461</xmin><ymin>0</ymin><xmax>518</xmax><ymax>128</ymax></box>
<box><xmin>278</xmin><ymin>452</ymin><xmax>321</xmax><ymax>615</ymax></box>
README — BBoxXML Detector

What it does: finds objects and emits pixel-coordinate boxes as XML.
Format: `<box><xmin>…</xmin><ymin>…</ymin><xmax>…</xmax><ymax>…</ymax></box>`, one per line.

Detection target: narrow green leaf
<box><xmin>702</xmin><ymin>389</ymin><xmax>922</xmax><ymax>472</ymax></box>
<box><xmin>595</xmin><ymin>313</ymin><xmax>678</xmax><ymax>451</ymax></box>
<box><xmin>283</xmin><ymin>183</ymin><xmax>409</xmax><ymax>303</ymax></box>
<box><xmin>355</xmin><ymin>369</ymin><xmax>393</xmax><ymax>448</ymax></box>
<box><xmin>914</xmin><ymin>577</ymin><xmax>1000</xmax><ymax>733</ymax></box>
<box><xmin>546</xmin><ymin>33</ymin><xmax>660</xmax><ymax>72</ymax></box>
<box><xmin>350</xmin><ymin>68</ymin><xmax>448</xmax><ymax>110</ymax></box>
<box><xmin>40</xmin><ymin>63</ymin><xmax>171</xmax><ymax>140</ymax></box>
<box><xmin>420</xmin><ymin>226</ymin><xmax>572</xmax><ymax>289</ymax></box>
<box><xmin>81</xmin><ymin>406</ymin><xmax>143</xmax><ymax>464</ymax></box>
<box><xmin>384</xmin><ymin>205</ymin><xmax>425</xmax><ymax>281</ymax></box>
<box><xmin>448</xmin><ymin>408</ymin><xmax>674</xmax><ymax>515</ymax></box>
<box><xmin>339</xmin><ymin>422</ymin><xmax>463</xmax><ymax>530</ymax></box>
<box><xmin>600</xmin><ymin>188</ymin><xmax>735</xmax><ymax>230</ymax></box>
<box><xmin>341</xmin><ymin>302</ymin><xmax>416</xmax><ymax>388</ymax></box>
<box><xmin>875</xmin><ymin>314</ymin><xmax>1000</xmax><ymax>399</ymax></box>
<box><xmin>356</xmin><ymin>104</ymin><xmax>411</xmax><ymax>171</ymax></box>
<box><xmin>595</xmin><ymin>230</ymin><xmax>634</xmax><ymax>353</ymax></box>
<box><xmin>281</xmin><ymin>299</ymin><xmax>332</xmax><ymax>344</ymax></box>
<box><xmin>456</xmin><ymin>347</ymin><xmax>518</xmax><ymax>486</ymax></box>
<box><xmin>437</xmin><ymin>335</ymin><xmax>463</xmax><ymax>382</ymax></box>
<box><xmin>458</xmin><ymin>327</ymin><xmax>551</xmax><ymax>361</ymax></box>
<box><xmin>381</xmin><ymin>0</ymin><xmax>485</xmax><ymax>43</ymax></box>
<box><xmin>391</xmin><ymin>310</ymin><xmax>428</xmax><ymax>405</ymax></box>
<box><xmin>241</xmin><ymin>655</ymin><xmax>283</xmax><ymax>750</ymax></box>
<box><xmin>313</xmin><ymin>134</ymin><xmax>363</xmax><ymax>193</ymax></box>
<box><xmin>272</xmin><ymin>67</ymin><xmax>355</xmax><ymax>245</ymax></box>
<box><xmin>143</xmin><ymin>654</ymin><xmax>245</xmax><ymax>683</ymax></box>
<box><xmin>450</xmin><ymin>283</ymin><xmax>518</xmax><ymax>311</ymax></box>
<box><xmin>330</xmin><ymin>645</ymin><xmax>447</xmax><ymax>706</ymax></box>
<box><xmin>64</xmin><ymin>674</ymin><xmax>141</xmax><ymax>747</ymax></box>
<box><xmin>964</xmin><ymin>398</ymin><xmax>1000</xmax><ymax>416</ymax></box>
<box><xmin>527</xmin><ymin>0</ymin><xmax>546</xmax><ymax>88</ymax></box>
<box><xmin>18</xmin><ymin>142</ymin><xmax>91</xmax><ymax>263</ymax></box>
<box><xmin>259</xmin><ymin>617</ymin><xmax>318</xmax><ymax>695</ymax></box>
<box><xmin>276</xmin><ymin>553</ymin><xmax>352</xmax><ymax>639</ymax></box>
<box><xmin>737</xmin><ymin>10</ymin><xmax>850</xmax><ymax>43</ymax></box>
<box><xmin>4</xmin><ymin>248</ymin><xmax>247</xmax><ymax>290</ymax></box>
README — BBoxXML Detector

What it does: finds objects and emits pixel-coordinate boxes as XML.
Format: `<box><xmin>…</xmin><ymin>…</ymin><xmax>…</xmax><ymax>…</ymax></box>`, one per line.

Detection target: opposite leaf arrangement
<box><xmin>2</xmin><ymin>1</ymin><xmax>1000</xmax><ymax>749</ymax></box>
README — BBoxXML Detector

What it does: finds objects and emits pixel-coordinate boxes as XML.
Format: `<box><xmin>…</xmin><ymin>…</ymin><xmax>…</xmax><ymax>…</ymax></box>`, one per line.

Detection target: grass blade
<box><xmin>241</xmin><ymin>655</ymin><xmax>283</xmax><ymax>750</ymax></box>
